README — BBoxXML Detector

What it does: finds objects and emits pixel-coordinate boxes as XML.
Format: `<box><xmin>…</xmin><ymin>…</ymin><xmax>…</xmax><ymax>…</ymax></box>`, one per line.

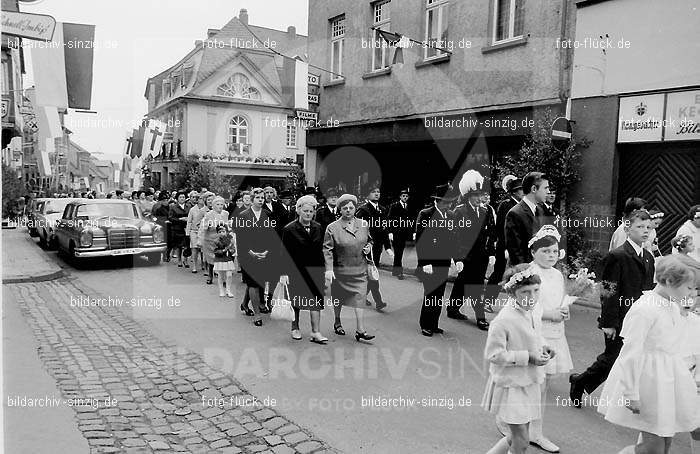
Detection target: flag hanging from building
<box><xmin>142</xmin><ymin>119</ymin><xmax>166</xmax><ymax>158</ymax></box>
<box><xmin>282</xmin><ymin>57</ymin><xmax>309</xmax><ymax>110</ymax></box>
<box><xmin>37</xmin><ymin>138</ymin><xmax>53</xmax><ymax>176</ymax></box>
<box><xmin>31</xmin><ymin>22</ymin><xmax>96</xmax><ymax>109</ymax></box>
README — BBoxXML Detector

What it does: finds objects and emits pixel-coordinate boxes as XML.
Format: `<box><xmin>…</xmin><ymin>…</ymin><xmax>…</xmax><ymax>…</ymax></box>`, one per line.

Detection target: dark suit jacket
<box><xmin>167</xmin><ymin>203</ymin><xmax>188</xmax><ymax>235</ymax></box>
<box><xmin>505</xmin><ymin>199</ymin><xmax>543</xmax><ymax>265</ymax></box>
<box><xmin>356</xmin><ymin>202</ymin><xmax>391</xmax><ymax>251</ymax></box>
<box><xmin>237</xmin><ymin>207</ymin><xmax>279</xmax><ymax>270</ymax></box>
<box><xmin>263</xmin><ymin>200</ymin><xmax>290</xmax><ymax>233</ymax></box>
<box><xmin>451</xmin><ymin>202</ymin><xmax>496</xmax><ymax>261</ymax></box>
<box><xmin>598</xmin><ymin>241</ymin><xmax>655</xmax><ymax>331</ymax></box>
<box><xmin>415</xmin><ymin>206</ymin><xmax>457</xmax><ymax>267</ymax></box>
<box><xmin>388</xmin><ymin>201</ymin><xmax>413</xmax><ymax>237</ymax></box>
<box><xmin>494</xmin><ymin>197</ymin><xmax>518</xmax><ymax>250</ymax></box>
<box><xmin>279</xmin><ymin>220</ymin><xmax>325</xmax><ymax>299</ymax></box>
<box><xmin>315</xmin><ymin>204</ymin><xmax>339</xmax><ymax>234</ymax></box>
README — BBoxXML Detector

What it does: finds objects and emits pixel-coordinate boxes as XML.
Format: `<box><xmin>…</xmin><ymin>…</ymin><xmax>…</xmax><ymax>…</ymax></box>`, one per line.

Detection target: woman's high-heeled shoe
<box><xmin>333</xmin><ymin>324</ymin><xmax>345</xmax><ymax>336</ymax></box>
<box><xmin>206</xmin><ymin>278</ymin><xmax>213</xmax><ymax>285</ymax></box>
<box><xmin>240</xmin><ymin>304</ymin><xmax>254</xmax><ymax>316</ymax></box>
<box><xmin>355</xmin><ymin>331</ymin><xmax>375</xmax><ymax>342</ymax></box>
<box><xmin>253</xmin><ymin>319</ymin><xmax>263</xmax><ymax>327</ymax></box>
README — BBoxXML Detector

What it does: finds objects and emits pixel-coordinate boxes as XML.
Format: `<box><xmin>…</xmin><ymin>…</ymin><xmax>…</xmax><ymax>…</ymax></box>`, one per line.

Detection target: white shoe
<box><xmin>219</xmin><ymin>289</ymin><xmax>225</xmax><ymax>297</ymax></box>
<box><xmin>226</xmin><ymin>291</ymin><xmax>234</xmax><ymax>298</ymax></box>
<box><xmin>530</xmin><ymin>436</ymin><xmax>560</xmax><ymax>453</ymax></box>
<box><xmin>291</xmin><ymin>329</ymin><xmax>302</xmax><ymax>340</ymax></box>
<box><xmin>309</xmin><ymin>332</ymin><xmax>328</xmax><ymax>344</ymax></box>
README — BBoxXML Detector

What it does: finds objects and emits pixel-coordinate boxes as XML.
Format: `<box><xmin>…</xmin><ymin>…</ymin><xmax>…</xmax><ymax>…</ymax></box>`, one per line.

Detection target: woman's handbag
<box><xmin>270</xmin><ymin>283</ymin><xmax>295</xmax><ymax>322</ymax></box>
<box><xmin>367</xmin><ymin>249</ymin><xmax>379</xmax><ymax>281</ymax></box>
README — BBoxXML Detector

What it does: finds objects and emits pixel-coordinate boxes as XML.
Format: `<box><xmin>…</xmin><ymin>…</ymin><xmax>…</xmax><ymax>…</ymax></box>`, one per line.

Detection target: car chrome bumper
<box><xmin>74</xmin><ymin>244</ymin><xmax>166</xmax><ymax>258</ymax></box>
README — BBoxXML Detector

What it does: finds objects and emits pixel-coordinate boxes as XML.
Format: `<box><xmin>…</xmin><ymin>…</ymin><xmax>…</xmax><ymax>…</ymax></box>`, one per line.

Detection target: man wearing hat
<box><xmin>416</xmin><ymin>183</ymin><xmax>464</xmax><ymax>336</ymax></box>
<box><xmin>447</xmin><ymin>170</ymin><xmax>495</xmax><ymax>331</ymax></box>
<box><xmin>315</xmin><ymin>188</ymin><xmax>340</xmax><ymax>233</ymax></box>
<box><xmin>485</xmin><ymin>175</ymin><xmax>524</xmax><ymax>302</ymax></box>
<box><xmin>278</xmin><ymin>190</ymin><xmax>295</xmax><ymax>226</ymax></box>
<box><xmin>356</xmin><ymin>184</ymin><xmax>394</xmax><ymax>311</ymax></box>
<box><xmin>388</xmin><ymin>188</ymin><xmax>413</xmax><ymax>279</ymax></box>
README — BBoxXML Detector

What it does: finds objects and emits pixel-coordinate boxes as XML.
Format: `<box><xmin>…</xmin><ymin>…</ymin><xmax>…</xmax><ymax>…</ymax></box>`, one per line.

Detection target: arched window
<box><xmin>228</xmin><ymin>116</ymin><xmax>249</xmax><ymax>154</ymax></box>
<box><xmin>217</xmin><ymin>73</ymin><xmax>261</xmax><ymax>100</ymax></box>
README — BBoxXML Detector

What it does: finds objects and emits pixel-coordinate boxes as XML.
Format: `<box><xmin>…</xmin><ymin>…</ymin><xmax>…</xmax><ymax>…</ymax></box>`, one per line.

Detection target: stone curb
<box><xmin>3</xmin><ymin>269</ymin><xmax>66</xmax><ymax>284</ymax></box>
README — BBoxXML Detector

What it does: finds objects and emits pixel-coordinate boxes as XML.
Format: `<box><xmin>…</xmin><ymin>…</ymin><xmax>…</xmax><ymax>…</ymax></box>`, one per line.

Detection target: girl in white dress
<box><xmin>597</xmin><ymin>255</ymin><xmax>698</xmax><ymax>454</ymax></box>
<box><xmin>482</xmin><ymin>264</ymin><xmax>554</xmax><ymax>454</ymax></box>
<box><xmin>527</xmin><ymin>225</ymin><xmax>574</xmax><ymax>453</ymax></box>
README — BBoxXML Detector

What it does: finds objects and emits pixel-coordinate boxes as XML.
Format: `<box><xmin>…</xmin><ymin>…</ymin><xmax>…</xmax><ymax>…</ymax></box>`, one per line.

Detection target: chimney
<box><xmin>207</xmin><ymin>29</ymin><xmax>218</xmax><ymax>39</ymax></box>
<box><xmin>239</xmin><ymin>8</ymin><xmax>248</xmax><ymax>25</ymax></box>
<box><xmin>287</xmin><ymin>26</ymin><xmax>296</xmax><ymax>39</ymax></box>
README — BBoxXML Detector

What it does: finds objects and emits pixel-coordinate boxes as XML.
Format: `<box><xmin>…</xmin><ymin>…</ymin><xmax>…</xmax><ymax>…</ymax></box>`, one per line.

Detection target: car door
<box><xmin>55</xmin><ymin>204</ymin><xmax>73</xmax><ymax>250</ymax></box>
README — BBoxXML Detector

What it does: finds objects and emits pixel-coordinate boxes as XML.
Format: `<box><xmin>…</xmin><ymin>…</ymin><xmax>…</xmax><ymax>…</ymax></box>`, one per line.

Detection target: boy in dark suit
<box><xmin>416</xmin><ymin>184</ymin><xmax>463</xmax><ymax>336</ymax></box>
<box><xmin>504</xmin><ymin>172</ymin><xmax>549</xmax><ymax>266</ymax></box>
<box><xmin>569</xmin><ymin>209</ymin><xmax>655</xmax><ymax>407</ymax></box>
<box><xmin>315</xmin><ymin>188</ymin><xmax>340</xmax><ymax>233</ymax></box>
<box><xmin>356</xmin><ymin>184</ymin><xmax>394</xmax><ymax>311</ymax></box>
<box><xmin>388</xmin><ymin>188</ymin><xmax>413</xmax><ymax>279</ymax></box>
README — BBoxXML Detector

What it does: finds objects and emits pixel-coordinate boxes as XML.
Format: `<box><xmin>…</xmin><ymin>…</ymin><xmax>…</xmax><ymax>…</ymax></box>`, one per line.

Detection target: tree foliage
<box><xmin>168</xmin><ymin>156</ymin><xmax>225</xmax><ymax>194</ymax></box>
<box><xmin>2</xmin><ymin>164</ymin><xmax>25</xmax><ymax>219</ymax></box>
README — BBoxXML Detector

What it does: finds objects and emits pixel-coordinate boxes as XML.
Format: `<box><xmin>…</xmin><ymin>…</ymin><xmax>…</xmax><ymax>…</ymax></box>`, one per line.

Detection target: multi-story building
<box><xmin>144</xmin><ymin>8</ymin><xmax>308</xmax><ymax>190</ymax></box>
<box><xmin>1</xmin><ymin>0</ymin><xmax>25</xmax><ymax>172</ymax></box>
<box><xmin>306</xmin><ymin>0</ymin><xmax>577</xmax><ymax>200</ymax></box>
<box><xmin>570</xmin><ymin>0</ymin><xmax>700</xmax><ymax>253</ymax></box>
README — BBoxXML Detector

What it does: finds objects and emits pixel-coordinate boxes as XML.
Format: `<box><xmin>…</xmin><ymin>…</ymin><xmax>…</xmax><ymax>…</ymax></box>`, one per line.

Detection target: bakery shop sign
<box><xmin>664</xmin><ymin>90</ymin><xmax>700</xmax><ymax>141</ymax></box>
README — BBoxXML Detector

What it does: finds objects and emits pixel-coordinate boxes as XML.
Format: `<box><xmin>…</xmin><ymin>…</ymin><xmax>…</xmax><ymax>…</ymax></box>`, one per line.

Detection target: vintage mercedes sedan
<box><xmin>54</xmin><ymin>199</ymin><xmax>166</xmax><ymax>264</ymax></box>
<box><xmin>35</xmin><ymin>198</ymin><xmax>77</xmax><ymax>249</ymax></box>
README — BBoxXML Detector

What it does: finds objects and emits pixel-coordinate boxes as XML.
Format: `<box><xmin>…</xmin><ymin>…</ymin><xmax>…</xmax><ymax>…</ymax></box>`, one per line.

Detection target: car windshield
<box><xmin>76</xmin><ymin>203</ymin><xmax>139</xmax><ymax>219</ymax></box>
<box><xmin>44</xmin><ymin>200</ymin><xmax>72</xmax><ymax>214</ymax></box>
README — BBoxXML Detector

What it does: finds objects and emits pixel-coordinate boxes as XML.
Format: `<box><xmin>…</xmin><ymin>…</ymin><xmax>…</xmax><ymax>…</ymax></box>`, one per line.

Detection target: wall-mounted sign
<box><xmin>296</xmin><ymin>110</ymin><xmax>318</xmax><ymax>121</ymax></box>
<box><xmin>1</xmin><ymin>11</ymin><xmax>56</xmax><ymax>41</ymax></box>
<box><xmin>1</xmin><ymin>99</ymin><xmax>7</xmax><ymax>119</ymax></box>
<box><xmin>617</xmin><ymin>94</ymin><xmax>664</xmax><ymax>143</ymax></box>
<box><xmin>307</xmin><ymin>73</ymin><xmax>320</xmax><ymax>86</ymax></box>
<box><xmin>664</xmin><ymin>90</ymin><xmax>700</xmax><ymax>141</ymax></box>
<box><xmin>308</xmin><ymin>94</ymin><xmax>319</xmax><ymax>104</ymax></box>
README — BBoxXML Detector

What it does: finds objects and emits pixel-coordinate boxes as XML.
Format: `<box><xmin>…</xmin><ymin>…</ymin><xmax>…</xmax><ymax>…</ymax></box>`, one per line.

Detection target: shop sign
<box><xmin>617</xmin><ymin>94</ymin><xmax>664</xmax><ymax>143</ymax></box>
<box><xmin>664</xmin><ymin>90</ymin><xmax>700</xmax><ymax>141</ymax></box>
<box><xmin>296</xmin><ymin>110</ymin><xmax>318</xmax><ymax>121</ymax></box>
<box><xmin>1</xmin><ymin>11</ymin><xmax>56</xmax><ymax>41</ymax></box>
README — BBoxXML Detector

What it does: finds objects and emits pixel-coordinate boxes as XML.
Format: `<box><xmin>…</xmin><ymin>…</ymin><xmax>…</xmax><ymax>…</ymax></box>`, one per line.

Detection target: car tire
<box><xmin>145</xmin><ymin>253</ymin><xmax>161</xmax><ymax>266</ymax></box>
<box><xmin>68</xmin><ymin>242</ymin><xmax>81</xmax><ymax>267</ymax></box>
<box><xmin>29</xmin><ymin>228</ymin><xmax>38</xmax><ymax>238</ymax></box>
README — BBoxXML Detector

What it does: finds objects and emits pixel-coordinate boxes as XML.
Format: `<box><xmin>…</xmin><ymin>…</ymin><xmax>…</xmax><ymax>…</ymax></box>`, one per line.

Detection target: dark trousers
<box><xmin>484</xmin><ymin>243</ymin><xmax>507</xmax><ymax>308</ymax></box>
<box><xmin>448</xmin><ymin>255</ymin><xmax>488</xmax><ymax>320</ymax></box>
<box><xmin>392</xmin><ymin>234</ymin><xmax>408</xmax><ymax>276</ymax></box>
<box><xmin>367</xmin><ymin>242</ymin><xmax>384</xmax><ymax>304</ymax></box>
<box><xmin>578</xmin><ymin>334</ymin><xmax>624</xmax><ymax>394</ymax></box>
<box><xmin>420</xmin><ymin>266</ymin><xmax>449</xmax><ymax>330</ymax></box>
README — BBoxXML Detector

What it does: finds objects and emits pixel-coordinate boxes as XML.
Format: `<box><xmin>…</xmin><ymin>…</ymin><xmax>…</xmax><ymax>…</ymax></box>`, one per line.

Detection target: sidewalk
<box><xmin>2</xmin><ymin>228</ymin><xmax>64</xmax><ymax>284</ymax></box>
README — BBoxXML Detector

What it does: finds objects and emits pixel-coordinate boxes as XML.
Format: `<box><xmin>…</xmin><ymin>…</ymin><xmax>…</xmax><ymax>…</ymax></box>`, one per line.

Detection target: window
<box><xmin>371</xmin><ymin>1</ymin><xmax>391</xmax><ymax>71</ymax></box>
<box><xmin>228</xmin><ymin>116</ymin><xmax>249</xmax><ymax>154</ymax></box>
<box><xmin>330</xmin><ymin>16</ymin><xmax>345</xmax><ymax>80</ymax></box>
<box><xmin>425</xmin><ymin>0</ymin><xmax>449</xmax><ymax>60</ymax></box>
<box><xmin>161</xmin><ymin>79</ymin><xmax>171</xmax><ymax>100</ymax></box>
<box><xmin>494</xmin><ymin>0</ymin><xmax>524</xmax><ymax>43</ymax></box>
<box><xmin>217</xmin><ymin>73</ymin><xmax>261</xmax><ymax>100</ymax></box>
<box><xmin>286</xmin><ymin>118</ymin><xmax>297</xmax><ymax>148</ymax></box>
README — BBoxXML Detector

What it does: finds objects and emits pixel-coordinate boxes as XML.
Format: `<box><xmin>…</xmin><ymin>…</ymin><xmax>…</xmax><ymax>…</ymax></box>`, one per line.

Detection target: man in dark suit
<box><xmin>448</xmin><ymin>171</ymin><xmax>496</xmax><ymax>331</ymax></box>
<box><xmin>315</xmin><ymin>188</ymin><xmax>340</xmax><ymax>233</ymax></box>
<box><xmin>277</xmin><ymin>190</ymin><xmax>295</xmax><ymax>227</ymax></box>
<box><xmin>542</xmin><ymin>187</ymin><xmax>558</xmax><ymax>218</ymax></box>
<box><xmin>356</xmin><ymin>184</ymin><xmax>393</xmax><ymax>310</ymax></box>
<box><xmin>569</xmin><ymin>209</ymin><xmax>655</xmax><ymax>407</ymax></box>
<box><xmin>416</xmin><ymin>184</ymin><xmax>463</xmax><ymax>337</ymax></box>
<box><xmin>388</xmin><ymin>188</ymin><xmax>413</xmax><ymax>279</ymax></box>
<box><xmin>504</xmin><ymin>172</ymin><xmax>549</xmax><ymax>266</ymax></box>
<box><xmin>485</xmin><ymin>176</ymin><xmax>523</xmax><ymax>302</ymax></box>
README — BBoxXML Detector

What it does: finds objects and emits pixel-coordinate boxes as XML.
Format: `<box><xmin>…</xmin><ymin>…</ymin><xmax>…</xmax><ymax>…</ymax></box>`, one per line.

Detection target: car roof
<box><xmin>69</xmin><ymin>199</ymin><xmax>137</xmax><ymax>205</ymax></box>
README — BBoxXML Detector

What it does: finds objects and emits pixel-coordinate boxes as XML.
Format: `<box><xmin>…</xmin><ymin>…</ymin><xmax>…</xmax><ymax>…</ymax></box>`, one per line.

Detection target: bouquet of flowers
<box><xmin>566</xmin><ymin>267</ymin><xmax>597</xmax><ymax>298</ymax></box>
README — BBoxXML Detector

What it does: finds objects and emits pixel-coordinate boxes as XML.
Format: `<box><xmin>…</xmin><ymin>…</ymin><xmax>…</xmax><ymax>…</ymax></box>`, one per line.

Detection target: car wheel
<box><xmin>145</xmin><ymin>253</ymin><xmax>161</xmax><ymax>266</ymax></box>
<box><xmin>48</xmin><ymin>237</ymin><xmax>58</xmax><ymax>250</ymax></box>
<box><xmin>68</xmin><ymin>242</ymin><xmax>81</xmax><ymax>267</ymax></box>
<box><xmin>29</xmin><ymin>228</ymin><xmax>39</xmax><ymax>238</ymax></box>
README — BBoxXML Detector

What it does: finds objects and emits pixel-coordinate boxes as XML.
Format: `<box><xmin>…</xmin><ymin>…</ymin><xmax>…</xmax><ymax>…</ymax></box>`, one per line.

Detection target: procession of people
<box><xmin>30</xmin><ymin>172</ymin><xmax>700</xmax><ymax>454</ymax></box>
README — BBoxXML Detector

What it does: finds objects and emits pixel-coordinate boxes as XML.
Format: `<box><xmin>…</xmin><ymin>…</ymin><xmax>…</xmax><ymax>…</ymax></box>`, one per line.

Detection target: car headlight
<box><xmin>79</xmin><ymin>230</ymin><xmax>93</xmax><ymax>247</ymax></box>
<box><xmin>140</xmin><ymin>224</ymin><xmax>153</xmax><ymax>235</ymax></box>
<box><xmin>153</xmin><ymin>226</ymin><xmax>164</xmax><ymax>243</ymax></box>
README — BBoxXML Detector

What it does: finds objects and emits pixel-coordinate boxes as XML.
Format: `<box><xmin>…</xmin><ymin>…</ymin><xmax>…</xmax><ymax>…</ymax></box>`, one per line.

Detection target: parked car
<box><xmin>54</xmin><ymin>199</ymin><xmax>166</xmax><ymax>265</ymax></box>
<box><xmin>26</xmin><ymin>198</ymin><xmax>50</xmax><ymax>237</ymax></box>
<box><xmin>35</xmin><ymin>198</ymin><xmax>77</xmax><ymax>249</ymax></box>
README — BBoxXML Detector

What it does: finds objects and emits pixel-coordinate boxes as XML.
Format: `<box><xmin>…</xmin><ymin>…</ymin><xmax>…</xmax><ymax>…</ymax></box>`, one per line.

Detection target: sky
<box><xmin>21</xmin><ymin>0</ymin><xmax>308</xmax><ymax>167</ymax></box>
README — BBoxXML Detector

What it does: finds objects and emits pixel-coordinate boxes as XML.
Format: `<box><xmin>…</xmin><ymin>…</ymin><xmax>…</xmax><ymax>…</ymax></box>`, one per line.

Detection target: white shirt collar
<box><xmin>369</xmin><ymin>200</ymin><xmax>379</xmax><ymax>209</ymax></box>
<box><xmin>434</xmin><ymin>202</ymin><xmax>447</xmax><ymax>219</ymax></box>
<box><xmin>627</xmin><ymin>238</ymin><xmax>644</xmax><ymax>256</ymax></box>
<box><xmin>522</xmin><ymin>197</ymin><xmax>537</xmax><ymax>216</ymax></box>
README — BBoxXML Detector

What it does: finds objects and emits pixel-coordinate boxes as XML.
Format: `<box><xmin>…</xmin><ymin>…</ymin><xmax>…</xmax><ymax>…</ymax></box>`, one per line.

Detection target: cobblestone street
<box><xmin>7</xmin><ymin>276</ymin><xmax>335</xmax><ymax>454</ymax></box>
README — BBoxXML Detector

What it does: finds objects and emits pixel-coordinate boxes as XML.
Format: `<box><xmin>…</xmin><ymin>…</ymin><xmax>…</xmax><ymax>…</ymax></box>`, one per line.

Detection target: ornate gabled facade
<box><xmin>144</xmin><ymin>8</ymin><xmax>308</xmax><ymax>190</ymax></box>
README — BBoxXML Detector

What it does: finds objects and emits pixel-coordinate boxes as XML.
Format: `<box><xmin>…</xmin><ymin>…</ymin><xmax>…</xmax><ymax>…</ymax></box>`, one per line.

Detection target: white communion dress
<box><xmin>597</xmin><ymin>291</ymin><xmax>699</xmax><ymax>437</ymax></box>
<box><xmin>530</xmin><ymin>263</ymin><xmax>574</xmax><ymax>375</ymax></box>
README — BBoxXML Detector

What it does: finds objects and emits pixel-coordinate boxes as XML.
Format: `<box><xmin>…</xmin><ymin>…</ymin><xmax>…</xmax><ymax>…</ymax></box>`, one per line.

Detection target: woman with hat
<box><xmin>168</xmin><ymin>191</ymin><xmax>190</xmax><ymax>268</ymax></box>
<box><xmin>323</xmin><ymin>193</ymin><xmax>375</xmax><ymax>342</ymax></box>
<box><xmin>199</xmin><ymin>196</ymin><xmax>229</xmax><ymax>285</ymax></box>
<box><xmin>152</xmin><ymin>190</ymin><xmax>172</xmax><ymax>262</ymax></box>
<box><xmin>186</xmin><ymin>191</ymin><xmax>207</xmax><ymax>273</ymax></box>
<box><xmin>279</xmin><ymin>195</ymin><xmax>327</xmax><ymax>343</ymax></box>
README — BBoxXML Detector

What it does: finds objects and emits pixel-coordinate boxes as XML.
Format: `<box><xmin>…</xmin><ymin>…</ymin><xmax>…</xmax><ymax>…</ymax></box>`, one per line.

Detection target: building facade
<box><xmin>1</xmin><ymin>0</ymin><xmax>25</xmax><ymax>175</ymax></box>
<box><xmin>144</xmin><ymin>9</ymin><xmax>308</xmax><ymax>191</ymax></box>
<box><xmin>306</xmin><ymin>0</ymin><xmax>576</xmax><ymax>201</ymax></box>
<box><xmin>570</xmin><ymin>0</ymin><xmax>700</xmax><ymax>253</ymax></box>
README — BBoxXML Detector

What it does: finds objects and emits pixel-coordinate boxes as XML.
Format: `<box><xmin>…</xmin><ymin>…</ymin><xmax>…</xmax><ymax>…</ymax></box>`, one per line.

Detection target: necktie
<box><xmin>401</xmin><ymin>202</ymin><xmax>405</xmax><ymax>210</ymax></box>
